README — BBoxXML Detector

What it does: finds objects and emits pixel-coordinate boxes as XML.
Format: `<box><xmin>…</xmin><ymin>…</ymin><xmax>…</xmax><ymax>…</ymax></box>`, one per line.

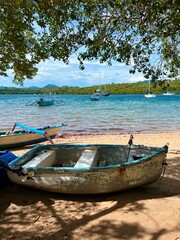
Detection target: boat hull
<box><xmin>7</xmin><ymin>144</ymin><xmax>168</xmax><ymax>194</ymax></box>
<box><xmin>163</xmin><ymin>92</ymin><xmax>174</xmax><ymax>96</ymax></box>
<box><xmin>0</xmin><ymin>125</ymin><xmax>64</xmax><ymax>149</ymax></box>
<box><xmin>144</xmin><ymin>94</ymin><xmax>156</xmax><ymax>98</ymax></box>
<box><xmin>38</xmin><ymin>100</ymin><xmax>55</xmax><ymax>106</ymax></box>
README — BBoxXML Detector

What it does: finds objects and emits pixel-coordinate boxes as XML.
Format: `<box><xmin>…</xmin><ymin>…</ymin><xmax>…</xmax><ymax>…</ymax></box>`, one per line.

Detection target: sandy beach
<box><xmin>1</xmin><ymin>132</ymin><xmax>180</xmax><ymax>240</ymax></box>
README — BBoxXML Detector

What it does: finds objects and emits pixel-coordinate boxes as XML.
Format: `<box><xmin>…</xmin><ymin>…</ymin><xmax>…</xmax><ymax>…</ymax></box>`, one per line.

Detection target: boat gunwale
<box><xmin>0</xmin><ymin>124</ymin><xmax>65</xmax><ymax>139</ymax></box>
<box><xmin>8</xmin><ymin>143</ymin><xmax>168</xmax><ymax>172</ymax></box>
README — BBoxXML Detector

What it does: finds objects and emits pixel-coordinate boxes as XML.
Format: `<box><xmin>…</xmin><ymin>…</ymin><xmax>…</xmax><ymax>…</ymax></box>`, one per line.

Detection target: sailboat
<box><xmin>95</xmin><ymin>86</ymin><xmax>101</xmax><ymax>96</ymax></box>
<box><xmin>163</xmin><ymin>80</ymin><xmax>174</xmax><ymax>96</ymax></box>
<box><xmin>144</xmin><ymin>81</ymin><xmax>156</xmax><ymax>98</ymax></box>
<box><xmin>101</xmin><ymin>84</ymin><xmax>110</xmax><ymax>96</ymax></box>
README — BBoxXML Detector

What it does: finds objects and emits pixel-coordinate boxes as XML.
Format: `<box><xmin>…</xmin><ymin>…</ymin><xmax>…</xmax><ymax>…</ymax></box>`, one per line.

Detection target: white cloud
<box><xmin>128</xmin><ymin>75</ymin><xmax>145</xmax><ymax>83</ymax></box>
<box><xmin>0</xmin><ymin>56</ymin><xmax>145</xmax><ymax>88</ymax></box>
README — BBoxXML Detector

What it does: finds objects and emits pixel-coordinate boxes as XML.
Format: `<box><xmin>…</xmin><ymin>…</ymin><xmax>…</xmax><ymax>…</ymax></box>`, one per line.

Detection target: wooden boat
<box><xmin>5</xmin><ymin>141</ymin><xmax>168</xmax><ymax>194</ymax></box>
<box><xmin>0</xmin><ymin>122</ymin><xmax>66</xmax><ymax>150</ymax></box>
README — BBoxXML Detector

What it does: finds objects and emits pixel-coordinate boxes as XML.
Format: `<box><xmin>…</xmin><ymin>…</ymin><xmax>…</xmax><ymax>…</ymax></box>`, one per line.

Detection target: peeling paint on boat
<box><xmin>7</xmin><ymin>144</ymin><xmax>168</xmax><ymax>194</ymax></box>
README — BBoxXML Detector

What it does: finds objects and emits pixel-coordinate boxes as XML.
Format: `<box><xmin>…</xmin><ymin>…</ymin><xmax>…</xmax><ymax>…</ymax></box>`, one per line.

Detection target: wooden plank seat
<box><xmin>74</xmin><ymin>149</ymin><xmax>98</xmax><ymax>168</ymax></box>
<box><xmin>23</xmin><ymin>150</ymin><xmax>56</xmax><ymax>167</ymax></box>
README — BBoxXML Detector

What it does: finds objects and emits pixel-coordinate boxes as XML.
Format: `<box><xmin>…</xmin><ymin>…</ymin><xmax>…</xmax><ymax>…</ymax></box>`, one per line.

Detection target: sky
<box><xmin>0</xmin><ymin>54</ymin><xmax>146</xmax><ymax>88</ymax></box>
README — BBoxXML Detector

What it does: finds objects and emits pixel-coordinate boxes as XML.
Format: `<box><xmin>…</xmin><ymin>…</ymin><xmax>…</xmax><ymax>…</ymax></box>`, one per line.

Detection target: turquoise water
<box><xmin>0</xmin><ymin>94</ymin><xmax>180</xmax><ymax>134</ymax></box>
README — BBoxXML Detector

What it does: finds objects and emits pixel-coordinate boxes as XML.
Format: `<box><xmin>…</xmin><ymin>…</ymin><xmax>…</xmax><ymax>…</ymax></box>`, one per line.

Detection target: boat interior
<box><xmin>21</xmin><ymin>145</ymin><xmax>153</xmax><ymax>169</ymax></box>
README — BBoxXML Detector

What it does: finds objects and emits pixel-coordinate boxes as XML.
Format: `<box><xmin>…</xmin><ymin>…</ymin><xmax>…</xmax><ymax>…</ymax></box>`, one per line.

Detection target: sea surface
<box><xmin>0</xmin><ymin>94</ymin><xmax>180</xmax><ymax>134</ymax></box>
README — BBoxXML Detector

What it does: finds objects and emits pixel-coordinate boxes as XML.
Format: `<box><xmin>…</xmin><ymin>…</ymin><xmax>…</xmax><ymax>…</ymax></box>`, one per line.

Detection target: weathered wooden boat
<box><xmin>4</xmin><ymin>142</ymin><xmax>168</xmax><ymax>194</ymax></box>
<box><xmin>0</xmin><ymin>122</ymin><xmax>66</xmax><ymax>150</ymax></box>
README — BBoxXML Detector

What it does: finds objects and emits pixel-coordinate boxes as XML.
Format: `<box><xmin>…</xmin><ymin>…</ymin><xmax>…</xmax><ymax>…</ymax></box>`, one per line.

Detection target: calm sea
<box><xmin>0</xmin><ymin>94</ymin><xmax>180</xmax><ymax>134</ymax></box>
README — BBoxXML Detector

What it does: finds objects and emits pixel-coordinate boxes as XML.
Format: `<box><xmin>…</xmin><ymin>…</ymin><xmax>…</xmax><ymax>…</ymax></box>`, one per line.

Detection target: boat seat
<box><xmin>74</xmin><ymin>149</ymin><xmax>98</xmax><ymax>168</ymax></box>
<box><xmin>23</xmin><ymin>150</ymin><xmax>56</xmax><ymax>167</ymax></box>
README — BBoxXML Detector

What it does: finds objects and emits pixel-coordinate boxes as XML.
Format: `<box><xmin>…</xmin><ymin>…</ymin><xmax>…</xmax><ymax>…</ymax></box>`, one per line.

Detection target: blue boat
<box><xmin>90</xmin><ymin>94</ymin><xmax>99</xmax><ymax>101</ymax></box>
<box><xmin>0</xmin><ymin>151</ymin><xmax>17</xmax><ymax>185</ymax></box>
<box><xmin>37</xmin><ymin>98</ymin><xmax>55</xmax><ymax>106</ymax></box>
<box><xmin>26</xmin><ymin>93</ymin><xmax>62</xmax><ymax>106</ymax></box>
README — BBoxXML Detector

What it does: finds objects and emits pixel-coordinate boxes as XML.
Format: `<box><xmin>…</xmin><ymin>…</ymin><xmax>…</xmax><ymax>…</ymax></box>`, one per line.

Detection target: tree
<box><xmin>0</xmin><ymin>0</ymin><xmax>179</xmax><ymax>85</ymax></box>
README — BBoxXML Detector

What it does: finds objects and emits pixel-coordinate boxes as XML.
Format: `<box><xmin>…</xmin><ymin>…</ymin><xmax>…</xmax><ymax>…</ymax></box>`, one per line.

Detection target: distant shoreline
<box><xmin>0</xmin><ymin>79</ymin><xmax>179</xmax><ymax>94</ymax></box>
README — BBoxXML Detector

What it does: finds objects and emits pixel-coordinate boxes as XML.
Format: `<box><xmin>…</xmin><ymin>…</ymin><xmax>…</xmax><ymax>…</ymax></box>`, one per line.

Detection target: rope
<box><xmin>126</xmin><ymin>134</ymin><xmax>134</xmax><ymax>162</ymax></box>
<box><xmin>159</xmin><ymin>161</ymin><xmax>168</xmax><ymax>181</ymax></box>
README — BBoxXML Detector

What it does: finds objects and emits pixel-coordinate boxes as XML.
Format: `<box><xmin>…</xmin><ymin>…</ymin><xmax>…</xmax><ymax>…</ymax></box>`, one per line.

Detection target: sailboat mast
<box><xmin>148</xmin><ymin>80</ymin><xmax>151</xmax><ymax>93</ymax></box>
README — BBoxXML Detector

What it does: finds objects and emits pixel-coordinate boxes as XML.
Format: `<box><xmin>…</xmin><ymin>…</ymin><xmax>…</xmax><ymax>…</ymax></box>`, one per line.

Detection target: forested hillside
<box><xmin>0</xmin><ymin>80</ymin><xmax>179</xmax><ymax>95</ymax></box>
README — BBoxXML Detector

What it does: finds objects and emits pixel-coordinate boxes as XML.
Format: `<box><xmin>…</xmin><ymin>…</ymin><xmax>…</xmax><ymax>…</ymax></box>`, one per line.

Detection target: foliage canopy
<box><xmin>0</xmin><ymin>0</ymin><xmax>179</xmax><ymax>84</ymax></box>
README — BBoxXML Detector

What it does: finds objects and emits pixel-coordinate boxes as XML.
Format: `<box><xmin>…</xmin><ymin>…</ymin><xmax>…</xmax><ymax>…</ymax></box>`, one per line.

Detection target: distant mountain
<box><xmin>43</xmin><ymin>84</ymin><xmax>59</xmax><ymax>89</ymax></box>
<box><xmin>28</xmin><ymin>86</ymin><xmax>39</xmax><ymax>89</ymax></box>
<box><xmin>0</xmin><ymin>86</ymin><xmax>17</xmax><ymax>89</ymax></box>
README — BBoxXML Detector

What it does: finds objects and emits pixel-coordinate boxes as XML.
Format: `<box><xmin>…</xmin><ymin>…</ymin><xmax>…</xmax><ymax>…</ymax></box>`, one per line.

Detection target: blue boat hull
<box><xmin>0</xmin><ymin>151</ymin><xmax>17</xmax><ymax>184</ymax></box>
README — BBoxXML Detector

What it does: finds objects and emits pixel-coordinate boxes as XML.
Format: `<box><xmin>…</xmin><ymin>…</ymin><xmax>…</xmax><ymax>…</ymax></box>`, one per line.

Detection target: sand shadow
<box><xmin>0</xmin><ymin>155</ymin><xmax>179</xmax><ymax>240</ymax></box>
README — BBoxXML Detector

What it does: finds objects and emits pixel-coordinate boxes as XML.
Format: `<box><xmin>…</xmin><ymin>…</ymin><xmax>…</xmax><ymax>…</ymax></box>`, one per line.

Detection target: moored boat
<box><xmin>163</xmin><ymin>91</ymin><xmax>174</xmax><ymax>96</ymax></box>
<box><xmin>163</xmin><ymin>79</ymin><xmax>174</xmax><ymax>96</ymax></box>
<box><xmin>101</xmin><ymin>84</ymin><xmax>110</xmax><ymax>96</ymax></box>
<box><xmin>144</xmin><ymin>93</ymin><xmax>156</xmax><ymax>98</ymax></box>
<box><xmin>38</xmin><ymin>98</ymin><xmax>55</xmax><ymax>106</ymax></box>
<box><xmin>90</xmin><ymin>94</ymin><xmax>99</xmax><ymax>101</ymax></box>
<box><xmin>5</xmin><ymin>142</ymin><xmax>168</xmax><ymax>194</ymax></box>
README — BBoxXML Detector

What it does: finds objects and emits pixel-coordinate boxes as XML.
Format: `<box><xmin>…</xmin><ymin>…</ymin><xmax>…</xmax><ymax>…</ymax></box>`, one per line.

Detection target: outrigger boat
<box><xmin>26</xmin><ymin>93</ymin><xmax>64</xmax><ymax>107</ymax></box>
<box><xmin>2</xmin><ymin>135</ymin><xmax>168</xmax><ymax>194</ymax></box>
<box><xmin>37</xmin><ymin>98</ymin><xmax>55</xmax><ymax>106</ymax></box>
<box><xmin>0</xmin><ymin>122</ymin><xmax>66</xmax><ymax>149</ymax></box>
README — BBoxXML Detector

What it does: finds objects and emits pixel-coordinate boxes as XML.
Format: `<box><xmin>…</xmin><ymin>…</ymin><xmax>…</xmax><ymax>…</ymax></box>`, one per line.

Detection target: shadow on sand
<box><xmin>0</xmin><ymin>155</ymin><xmax>179</xmax><ymax>240</ymax></box>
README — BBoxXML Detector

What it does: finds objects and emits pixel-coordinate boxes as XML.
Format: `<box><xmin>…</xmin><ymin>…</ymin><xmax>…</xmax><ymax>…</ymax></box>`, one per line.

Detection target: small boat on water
<box><xmin>90</xmin><ymin>94</ymin><xmax>99</xmax><ymax>101</ymax></box>
<box><xmin>0</xmin><ymin>122</ymin><xmax>66</xmax><ymax>150</ymax></box>
<box><xmin>101</xmin><ymin>91</ymin><xmax>110</xmax><ymax>96</ymax></box>
<box><xmin>162</xmin><ymin>79</ymin><xmax>174</xmax><ymax>96</ymax></box>
<box><xmin>101</xmin><ymin>84</ymin><xmax>110</xmax><ymax>96</ymax></box>
<box><xmin>37</xmin><ymin>98</ymin><xmax>55</xmax><ymax>106</ymax></box>
<box><xmin>26</xmin><ymin>93</ymin><xmax>63</xmax><ymax>107</ymax></box>
<box><xmin>162</xmin><ymin>91</ymin><xmax>174</xmax><ymax>96</ymax></box>
<box><xmin>144</xmin><ymin>93</ymin><xmax>156</xmax><ymax>98</ymax></box>
<box><xmin>4</xmin><ymin>138</ymin><xmax>168</xmax><ymax>194</ymax></box>
<box><xmin>163</xmin><ymin>84</ymin><xmax>174</xmax><ymax>96</ymax></box>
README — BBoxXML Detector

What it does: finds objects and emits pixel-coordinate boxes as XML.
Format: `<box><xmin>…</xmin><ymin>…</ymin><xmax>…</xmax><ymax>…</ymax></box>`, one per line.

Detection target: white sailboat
<box><xmin>101</xmin><ymin>84</ymin><xmax>110</xmax><ymax>96</ymax></box>
<box><xmin>163</xmin><ymin>91</ymin><xmax>174</xmax><ymax>96</ymax></box>
<box><xmin>163</xmin><ymin>80</ymin><xmax>174</xmax><ymax>96</ymax></box>
<box><xmin>144</xmin><ymin>81</ymin><xmax>156</xmax><ymax>98</ymax></box>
